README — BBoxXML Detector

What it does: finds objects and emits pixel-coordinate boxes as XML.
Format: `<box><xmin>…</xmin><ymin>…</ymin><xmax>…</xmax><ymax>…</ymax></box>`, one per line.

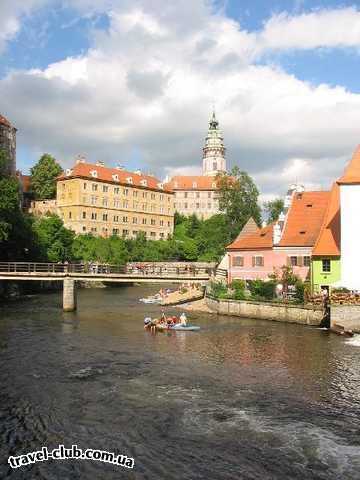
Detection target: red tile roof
<box><xmin>312</xmin><ymin>183</ymin><xmax>340</xmax><ymax>256</ymax></box>
<box><xmin>58</xmin><ymin>162</ymin><xmax>172</xmax><ymax>193</ymax></box>
<box><xmin>227</xmin><ymin>223</ymin><xmax>273</xmax><ymax>251</ymax></box>
<box><xmin>278</xmin><ymin>191</ymin><xmax>330</xmax><ymax>247</ymax></box>
<box><xmin>337</xmin><ymin>145</ymin><xmax>360</xmax><ymax>185</ymax></box>
<box><xmin>166</xmin><ymin>175</ymin><xmax>219</xmax><ymax>191</ymax></box>
<box><xmin>0</xmin><ymin>114</ymin><xmax>12</xmax><ymax>127</ymax></box>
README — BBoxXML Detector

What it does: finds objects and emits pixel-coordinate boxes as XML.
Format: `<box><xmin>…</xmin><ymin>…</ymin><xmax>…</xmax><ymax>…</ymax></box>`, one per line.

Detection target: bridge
<box><xmin>0</xmin><ymin>262</ymin><xmax>214</xmax><ymax>311</ymax></box>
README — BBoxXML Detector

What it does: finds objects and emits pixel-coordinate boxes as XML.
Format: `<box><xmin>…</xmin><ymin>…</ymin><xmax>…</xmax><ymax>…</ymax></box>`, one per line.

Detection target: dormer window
<box><xmin>306</xmin><ymin>204</ymin><xmax>313</xmax><ymax>207</ymax></box>
<box><xmin>300</xmin><ymin>230</ymin><xmax>306</xmax><ymax>235</ymax></box>
<box><xmin>90</xmin><ymin>170</ymin><xmax>98</xmax><ymax>178</ymax></box>
<box><xmin>192</xmin><ymin>182</ymin><xmax>197</xmax><ymax>188</ymax></box>
<box><xmin>126</xmin><ymin>177</ymin><xmax>133</xmax><ymax>184</ymax></box>
<box><xmin>112</xmin><ymin>174</ymin><xmax>119</xmax><ymax>182</ymax></box>
<box><xmin>65</xmin><ymin>168</ymin><xmax>72</xmax><ymax>176</ymax></box>
<box><xmin>140</xmin><ymin>179</ymin><xmax>147</xmax><ymax>187</ymax></box>
<box><xmin>212</xmin><ymin>182</ymin><xmax>216</xmax><ymax>188</ymax></box>
<box><xmin>157</xmin><ymin>182</ymin><xmax>164</xmax><ymax>190</ymax></box>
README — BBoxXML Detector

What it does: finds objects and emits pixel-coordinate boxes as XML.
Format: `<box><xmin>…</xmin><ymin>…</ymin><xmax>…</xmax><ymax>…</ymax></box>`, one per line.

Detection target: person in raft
<box><xmin>179</xmin><ymin>312</ymin><xmax>187</xmax><ymax>326</ymax></box>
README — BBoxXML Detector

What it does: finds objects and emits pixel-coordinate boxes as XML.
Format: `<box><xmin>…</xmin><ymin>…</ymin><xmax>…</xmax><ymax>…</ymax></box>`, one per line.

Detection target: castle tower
<box><xmin>202</xmin><ymin>110</ymin><xmax>226</xmax><ymax>176</ymax></box>
<box><xmin>0</xmin><ymin>114</ymin><xmax>17</xmax><ymax>176</ymax></box>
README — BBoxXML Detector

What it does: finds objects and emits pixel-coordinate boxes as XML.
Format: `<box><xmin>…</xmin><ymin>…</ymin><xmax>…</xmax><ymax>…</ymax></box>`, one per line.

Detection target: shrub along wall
<box><xmin>206</xmin><ymin>294</ymin><xmax>323</xmax><ymax>326</ymax></box>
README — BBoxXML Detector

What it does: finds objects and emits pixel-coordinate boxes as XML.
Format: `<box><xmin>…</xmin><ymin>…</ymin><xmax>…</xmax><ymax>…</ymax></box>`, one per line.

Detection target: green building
<box><xmin>311</xmin><ymin>183</ymin><xmax>341</xmax><ymax>293</ymax></box>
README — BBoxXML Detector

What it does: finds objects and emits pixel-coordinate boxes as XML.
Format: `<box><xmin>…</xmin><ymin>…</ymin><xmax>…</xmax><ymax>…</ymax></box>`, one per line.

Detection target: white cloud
<box><xmin>258</xmin><ymin>7</ymin><xmax>360</xmax><ymax>53</ymax></box>
<box><xmin>2</xmin><ymin>1</ymin><xmax>360</xmax><ymax>198</ymax></box>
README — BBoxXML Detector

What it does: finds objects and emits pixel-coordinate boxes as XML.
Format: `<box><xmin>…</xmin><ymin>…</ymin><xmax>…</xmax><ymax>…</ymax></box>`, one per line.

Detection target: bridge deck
<box><xmin>0</xmin><ymin>262</ymin><xmax>212</xmax><ymax>283</ymax></box>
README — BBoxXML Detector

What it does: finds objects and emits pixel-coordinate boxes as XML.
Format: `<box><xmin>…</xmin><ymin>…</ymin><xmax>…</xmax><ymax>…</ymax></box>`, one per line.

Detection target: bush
<box><xmin>209</xmin><ymin>281</ymin><xmax>228</xmax><ymax>299</ymax></box>
<box><xmin>248</xmin><ymin>279</ymin><xmax>276</xmax><ymax>300</ymax></box>
<box><xmin>294</xmin><ymin>281</ymin><xmax>305</xmax><ymax>304</ymax></box>
<box><xmin>230</xmin><ymin>279</ymin><xmax>246</xmax><ymax>300</ymax></box>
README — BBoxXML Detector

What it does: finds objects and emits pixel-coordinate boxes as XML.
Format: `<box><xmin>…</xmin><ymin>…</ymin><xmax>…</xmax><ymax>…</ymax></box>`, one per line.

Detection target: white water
<box><xmin>346</xmin><ymin>334</ymin><xmax>360</xmax><ymax>347</ymax></box>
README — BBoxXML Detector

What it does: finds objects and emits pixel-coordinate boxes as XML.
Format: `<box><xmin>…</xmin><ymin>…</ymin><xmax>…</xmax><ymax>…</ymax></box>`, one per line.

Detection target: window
<box><xmin>102</xmin><ymin>198</ymin><xmax>108</xmax><ymax>207</ymax></box>
<box><xmin>114</xmin><ymin>187</ymin><xmax>120</xmax><ymax>195</ymax></box>
<box><xmin>69</xmin><ymin>211</ymin><xmax>72</xmax><ymax>219</ymax></box>
<box><xmin>322</xmin><ymin>259</ymin><xmax>331</xmax><ymax>273</ymax></box>
<box><xmin>91</xmin><ymin>196</ymin><xmax>97</xmax><ymax>205</ymax></box>
<box><xmin>184</xmin><ymin>203</ymin><xmax>188</xmax><ymax>209</ymax></box>
<box><xmin>160</xmin><ymin>220</ymin><xmax>164</xmax><ymax>226</ymax></box>
<box><xmin>142</xmin><ymin>192</ymin><xmax>147</xmax><ymax>198</ymax></box>
<box><xmin>196</xmin><ymin>203</ymin><xmax>200</xmax><ymax>209</ymax></box>
<box><xmin>113</xmin><ymin>215</ymin><xmax>119</xmax><ymax>222</ymax></box>
<box><xmin>160</xmin><ymin>194</ymin><xmax>164</xmax><ymax>201</ymax></box>
<box><xmin>233</xmin><ymin>256</ymin><xmax>244</xmax><ymax>267</ymax></box>
<box><xmin>303</xmin><ymin>256</ymin><xmax>311</xmax><ymax>267</ymax></box>
<box><xmin>113</xmin><ymin>228</ymin><xmax>119</xmax><ymax>235</ymax></box>
<box><xmin>123</xmin><ymin>200</ymin><xmax>129</xmax><ymax>208</ymax></box>
<box><xmin>124</xmin><ymin>189</ymin><xmax>129</xmax><ymax>196</ymax></box>
<box><xmin>103</xmin><ymin>185</ymin><xmax>109</xmax><ymax>193</ymax></box>
<box><xmin>150</xmin><ymin>232</ymin><xmax>156</xmax><ymax>238</ymax></box>
<box><xmin>184</xmin><ymin>192</ymin><xmax>188</xmax><ymax>199</ymax></box>
<box><xmin>208</xmin><ymin>192</ymin><xmax>212</xmax><ymax>198</ymax></box>
<box><xmin>82</xmin><ymin>226</ymin><xmax>86</xmax><ymax>232</ymax></box>
<box><xmin>196</xmin><ymin>192</ymin><xmax>200</xmax><ymax>198</ymax></box>
<box><xmin>213</xmin><ymin>162</ymin><xmax>217</xmax><ymax>171</ymax></box>
<box><xmin>91</xmin><ymin>212</ymin><xmax>97</xmax><ymax>220</ymax></box>
<box><xmin>160</xmin><ymin>233</ymin><xmax>164</xmax><ymax>239</ymax></box>
<box><xmin>103</xmin><ymin>214</ymin><xmax>108</xmax><ymax>221</ymax></box>
<box><xmin>133</xmin><ymin>190</ymin><xmax>138</xmax><ymax>197</ymax></box>
<box><xmin>253</xmin><ymin>256</ymin><xmax>264</xmax><ymax>267</ymax></box>
<box><xmin>91</xmin><ymin>227</ymin><xmax>97</xmax><ymax>233</ymax></box>
<box><xmin>142</xmin><ymin>218</ymin><xmax>147</xmax><ymax>225</ymax></box>
<box><xmin>151</xmin><ymin>219</ymin><xmax>156</xmax><ymax>225</ymax></box>
<box><xmin>123</xmin><ymin>216</ymin><xmax>128</xmax><ymax>223</ymax></box>
<box><xmin>133</xmin><ymin>230</ymin><xmax>138</xmax><ymax>236</ymax></box>
<box><xmin>122</xmin><ymin>229</ymin><xmax>129</xmax><ymax>237</ymax></box>
<box><xmin>151</xmin><ymin>193</ymin><xmax>155</xmax><ymax>200</ymax></box>
<box><xmin>82</xmin><ymin>211</ymin><xmax>86</xmax><ymax>219</ymax></box>
<box><xmin>83</xmin><ymin>182</ymin><xmax>87</xmax><ymax>190</ymax></box>
<box><xmin>114</xmin><ymin>199</ymin><xmax>120</xmax><ymax>208</ymax></box>
<box><xmin>290</xmin><ymin>256</ymin><xmax>298</xmax><ymax>267</ymax></box>
<box><xmin>92</xmin><ymin>183</ymin><xmax>98</xmax><ymax>191</ymax></box>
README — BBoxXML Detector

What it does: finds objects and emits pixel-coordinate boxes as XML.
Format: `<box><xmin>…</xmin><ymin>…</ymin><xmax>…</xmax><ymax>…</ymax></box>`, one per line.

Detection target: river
<box><xmin>0</xmin><ymin>285</ymin><xmax>360</xmax><ymax>479</ymax></box>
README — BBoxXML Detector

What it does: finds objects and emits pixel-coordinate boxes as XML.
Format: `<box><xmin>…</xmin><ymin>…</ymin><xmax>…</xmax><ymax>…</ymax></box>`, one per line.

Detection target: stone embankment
<box><xmin>205</xmin><ymin>295</ymin><xmax>324</xmax><ymax>326</ymax></box>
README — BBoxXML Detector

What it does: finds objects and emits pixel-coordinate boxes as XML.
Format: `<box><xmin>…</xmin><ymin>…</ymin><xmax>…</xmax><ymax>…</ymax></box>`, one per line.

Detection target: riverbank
<box><xmin>174</xmin><ymin>297</ymin><xmax>214</xmax><ymax>313</ymax></box>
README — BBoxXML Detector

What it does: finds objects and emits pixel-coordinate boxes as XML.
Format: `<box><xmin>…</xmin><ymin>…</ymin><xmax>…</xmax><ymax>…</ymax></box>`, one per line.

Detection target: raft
<box><xmin>155</xmin><ymin>323</ymin><xmax>200</xmax><ymax>332</ymax></box>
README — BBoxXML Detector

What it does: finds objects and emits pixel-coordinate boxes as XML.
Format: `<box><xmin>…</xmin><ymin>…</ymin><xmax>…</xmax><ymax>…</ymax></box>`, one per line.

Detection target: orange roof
<box><xmin>312</xmin><ymin>183</ymin><xmax>340</xmax><ymax>256</ymax></box>
<box><xmin>337</xmin><ymin>145</ymin><xmax>360</xmax><ymax>185</ymax></box>
<box><xmin>227</xmin><ymin>223</ymin><xmax>273</xmax><ymax>251</ymax></box>
<box><xmin>166</xmin><ymin>175</ymin><xmax>219</xmax><ymax>191</ymax></box>
<box><xmin>278</xmin><ymin>191</ymin><xmax>330</xmax><ymax>247</ymax></box>
<box><xmin>0</xmin><ymin>114</ymin><xmax>12</xmax><ymax>127</ymax></box>
<box><xmin>58</xmin><ymin>162</ymin><xmax>172</xmax><ymax>193</ymax></box>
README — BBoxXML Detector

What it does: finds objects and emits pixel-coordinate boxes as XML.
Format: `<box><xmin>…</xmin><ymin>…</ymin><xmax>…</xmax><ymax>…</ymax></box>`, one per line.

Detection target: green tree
<box><xmin>264</xmin><ymin>198</ymin><xmax>284</xmax><ymax>224</ymax></box>
<box><xmin>217</xmin><ymin>166</ymin><xmax>261</xmax><ymax>239</ymax></box>
<box><xmin>30</xmin><ymin>154</ymin><xmax>62</xmax><ymax>199</ymax></box>
<box><xmin>33</xmin><ymin>215</ymin><xmax>74</xmax><ymax>262</ymax></box>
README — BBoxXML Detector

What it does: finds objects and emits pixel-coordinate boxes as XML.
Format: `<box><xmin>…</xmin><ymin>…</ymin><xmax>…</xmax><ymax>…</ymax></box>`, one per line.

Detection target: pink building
<box><xmin>227</xmin><ymin>188</ymin><xmax>330</xmax><ymax>283</ymax></box>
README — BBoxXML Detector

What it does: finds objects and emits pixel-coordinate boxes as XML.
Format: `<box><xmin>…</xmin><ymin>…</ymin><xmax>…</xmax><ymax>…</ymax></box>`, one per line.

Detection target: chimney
<box><xmin>134</xmin><ymin>169</ymin><xmax>142</xmax><ymax>175</ymax></box>
<box><xmin>96</xmin><ymin>160</ymin><xmax>105</xmax><ymax>167</ymax></box>
<box><xmin>75</xmin><ymin>154</ymin><xmax>86</xmax><ymax>164</ymax></box>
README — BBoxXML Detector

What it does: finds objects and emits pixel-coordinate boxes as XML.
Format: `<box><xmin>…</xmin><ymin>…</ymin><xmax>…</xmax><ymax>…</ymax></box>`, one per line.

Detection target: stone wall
<box><xmin>330</xmin><ymin>305</ymin><xmax>360</xmax><ymax>332</ymax></box>
<box><xmin>206</xmin><ymin>295</ymin><xmax>323</xmax><ymax>326</ymax></box>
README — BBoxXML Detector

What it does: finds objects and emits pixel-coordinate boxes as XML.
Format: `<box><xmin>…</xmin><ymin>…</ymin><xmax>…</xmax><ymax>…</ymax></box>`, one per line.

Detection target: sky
<box><xmin>1</xmin><ymin>0</ymin><xmax>360</xmax><ymax>201</ymax></box>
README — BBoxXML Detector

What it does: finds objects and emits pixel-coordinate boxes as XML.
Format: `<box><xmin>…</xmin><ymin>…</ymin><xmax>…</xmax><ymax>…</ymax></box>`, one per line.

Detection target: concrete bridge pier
<box><xmin>63</xmin><ymin>278</ymin><xmax>77</xmax><ymax>312</ymax></box>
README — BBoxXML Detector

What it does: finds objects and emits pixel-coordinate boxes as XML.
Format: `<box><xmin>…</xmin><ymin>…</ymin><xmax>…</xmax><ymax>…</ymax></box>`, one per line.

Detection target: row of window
<box><xmin>177</xmin><ymin>191</ymin><xmax>215</xmax><ymax>199</ymax></box>
<box><xmin>84</xmin><ymin>196</ymin><xmax>171</xmax><ymax>213</ymax></box>
<box><xmin>232</xmin><ymin>256</ymin><xmax>332</xmax><ymax>273</ymax></box>
<box><xmin>232</xmin><ymin>256</ymin><xmax>311</xmax><ymax>268</ymax></box>
<box><xmin>68</xmin><ymin>211</ymin><xmax>171</xmax><ymax>227</ymax></box>
<box><xmin>176</xmin><ymin>202</ymin><xmax>217</xmax><ymax>210</ymax></box>
<box><xmin>84</xmin><ymin>226</ymin><xmax>166</xmax><ymax>239</ymax></box>
<box><xmin>61</xmin><ymin>182</ymin><xmax>171</xmax><ymax>201</ymax></box>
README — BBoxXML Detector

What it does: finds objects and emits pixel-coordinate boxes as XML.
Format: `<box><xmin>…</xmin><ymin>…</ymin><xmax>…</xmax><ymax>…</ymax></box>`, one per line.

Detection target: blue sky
<box><xmin>1</xmin><ymin>0</ymin><xmax>360</xmax><ymax>198</ymax></box>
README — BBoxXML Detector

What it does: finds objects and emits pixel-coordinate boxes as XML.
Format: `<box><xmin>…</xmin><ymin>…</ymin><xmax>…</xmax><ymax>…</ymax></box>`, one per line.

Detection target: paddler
<box><xmin>179</xmin><ymin>312</ymin><xmax>187</xmax><ymax>326</ymax></box>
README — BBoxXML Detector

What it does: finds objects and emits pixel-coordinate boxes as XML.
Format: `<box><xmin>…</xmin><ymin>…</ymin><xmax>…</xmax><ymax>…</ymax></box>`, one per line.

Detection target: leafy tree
<box><xmin>264</xmin><ymin>198</ymin><xmax>284</xmax><ymax>224</ymax></box>
<box><xmin>30</xmin><ymin>154</ymin><xmax>62</xmax><ymax>199</ymax></box>
<box><xmin>217</xmin><ymin>166</ymin><xmax>261</xmax><ymax>240</ymax></box>
<box><xmin>33</xmin><ymin>215</ymin><xmax>74</xmax><ymax>262</ymax></box>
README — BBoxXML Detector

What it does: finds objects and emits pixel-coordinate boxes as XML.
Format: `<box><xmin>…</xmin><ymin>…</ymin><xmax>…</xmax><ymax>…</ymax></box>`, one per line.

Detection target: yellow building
<box><xmin>57</xmin><ymin>159</ymin><xmax>174</xmax><ymax>239</ymax></box>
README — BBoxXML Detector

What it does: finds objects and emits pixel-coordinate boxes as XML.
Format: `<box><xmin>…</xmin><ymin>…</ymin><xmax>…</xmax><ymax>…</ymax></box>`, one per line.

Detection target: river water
<box><xmin>0</xmin><ymin>285</ymin><xmax>360</xmax><ymax>479</ymax></box>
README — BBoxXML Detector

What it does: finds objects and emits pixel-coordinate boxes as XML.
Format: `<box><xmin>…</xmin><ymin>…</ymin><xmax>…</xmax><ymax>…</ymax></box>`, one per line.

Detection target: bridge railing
<box><xmin>0</xmin><ymin>262</ymin><xmax>214</xmax><ymax>277</ymax></box>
